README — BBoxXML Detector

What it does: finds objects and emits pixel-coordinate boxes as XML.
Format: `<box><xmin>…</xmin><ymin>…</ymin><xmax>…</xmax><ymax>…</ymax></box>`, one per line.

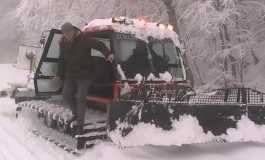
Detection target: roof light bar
<box><xmin>167</xmin><ymin>24</ymin><xmax>173</xmax><ymax>31</ymax></box>
<box><xmin>157</xmin><ymin>23</ymin><xmax>166</xmax><ymax>30</ymax></box>
<box><xmin>157</xmin><ymin>23</ymin><xmax>174</xmax><ymax>31</ymax></box>
<box><xmin>112</xmin><ymin>17</ymin><xmax>125</xmax><ymax>24</ymax></box>
<box><xmin>112</xmin><ymin>16</ymin><xmax>174</xmax><ymax>31</ymax></box>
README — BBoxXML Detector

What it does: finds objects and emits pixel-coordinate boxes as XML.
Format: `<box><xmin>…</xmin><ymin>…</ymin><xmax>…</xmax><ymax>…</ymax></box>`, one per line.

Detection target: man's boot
<box><xmin>76</xmin><ymin>125</ymin><xmax>84</xmax><ymax>135</ymax></box>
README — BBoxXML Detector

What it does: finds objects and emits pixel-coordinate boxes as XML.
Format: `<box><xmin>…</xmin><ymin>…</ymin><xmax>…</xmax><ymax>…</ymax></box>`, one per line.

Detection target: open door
<box><xmin>34</xmin><ymin>29</ymin><xmax>64</xmax><ymax>96</ymax></box>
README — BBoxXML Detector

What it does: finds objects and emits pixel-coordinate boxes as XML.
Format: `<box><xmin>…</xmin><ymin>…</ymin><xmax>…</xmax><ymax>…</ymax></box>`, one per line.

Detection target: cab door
<box><xmin>34</xmin><ymin>29</ymin><xmax>114</xmax><ymax>97</ymax></box>
<box><xmin>34</xmin><ymin>29</ymin><xmax>64</xmax><ymax>96</ymax></box>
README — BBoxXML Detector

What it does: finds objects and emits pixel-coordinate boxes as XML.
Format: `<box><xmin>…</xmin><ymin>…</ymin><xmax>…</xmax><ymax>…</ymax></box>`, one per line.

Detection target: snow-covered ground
<box><xmin>1</xmin><ymin>63</ymin><xmax>265</xmax><ymax>160</ymax></box>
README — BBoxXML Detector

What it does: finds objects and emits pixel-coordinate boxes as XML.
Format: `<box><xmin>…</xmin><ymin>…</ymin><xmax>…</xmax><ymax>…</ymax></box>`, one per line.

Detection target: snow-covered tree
<box><xmin>179</xmin><ymin>0</ymin><xmax>265</xmax><ymax>89</ymax></box>
<box><xmin>16</xmin><ymin>0</ymin><xmax>129</xmax><ymax>44</ymax></box>
<box><xmin>16</xmin><ymin>0</ymin><xmax>189</xmax><ymax>42</ymax></box>
<box><xmin>0</xmin><ymin>0</ymin><xmax>23</xmax><ymax>63</ymax></box>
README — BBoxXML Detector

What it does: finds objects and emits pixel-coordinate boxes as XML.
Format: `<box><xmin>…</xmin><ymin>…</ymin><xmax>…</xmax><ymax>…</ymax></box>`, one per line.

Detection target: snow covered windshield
<box><xmin>113</xmin><ymin>32</ymin><xmax>185</xmax><ymax>82</ymax></box>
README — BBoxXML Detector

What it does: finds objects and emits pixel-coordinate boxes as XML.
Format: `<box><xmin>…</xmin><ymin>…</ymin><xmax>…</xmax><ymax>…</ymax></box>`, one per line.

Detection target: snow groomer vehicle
<box><xmin>15</xmin><ymin>17</ymin><xmax>265</xmax><ymax>154</ymax></box>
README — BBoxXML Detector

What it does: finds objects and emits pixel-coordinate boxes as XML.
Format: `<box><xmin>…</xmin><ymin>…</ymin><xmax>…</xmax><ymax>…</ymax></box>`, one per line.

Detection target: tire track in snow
<box><xmin>0</xmin><ymin>122</ymin><xmax>39</xmax><ymax>160</ymax></box>
<box><xmin>0</xmin><ymin>99</ymin><xmax>69</xmax><ymax>160</ymax></box>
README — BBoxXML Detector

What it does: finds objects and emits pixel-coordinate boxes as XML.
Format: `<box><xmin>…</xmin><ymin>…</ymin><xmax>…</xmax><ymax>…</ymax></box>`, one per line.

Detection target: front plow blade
<box><xmin>107</xmin><ymin>86</ymin><xmax>265</xmax><ymax>147</ymax></box>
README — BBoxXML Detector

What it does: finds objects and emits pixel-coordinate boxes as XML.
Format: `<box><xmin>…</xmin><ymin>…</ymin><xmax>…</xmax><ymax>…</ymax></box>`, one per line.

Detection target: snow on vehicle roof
<box><xmin>83</xmin><ymin>18</ymin><xmax>181</xmax><ymax>48</ymax></box>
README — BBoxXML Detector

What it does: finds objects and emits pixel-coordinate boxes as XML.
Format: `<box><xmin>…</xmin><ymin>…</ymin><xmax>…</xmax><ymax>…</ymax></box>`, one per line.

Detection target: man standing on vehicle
<box><xmin>52</xmin><ymin>22</ymin><xmax>114</xmax><ymax>135</ymax></box>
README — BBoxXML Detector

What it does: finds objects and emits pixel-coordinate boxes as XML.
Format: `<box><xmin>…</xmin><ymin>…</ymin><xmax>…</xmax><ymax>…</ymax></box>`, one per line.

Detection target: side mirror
<box><xmin>40</xmin><ymin>34</ymin><xmax>46</xmax><ymax>45</ymax></box>
<box><xmin>180</xmin><ymin>41</ymin><xmax>186</xmax><ymax>52</ymax></box>
<box><xmin>39</xmin><ymin>30</ymin><xmax>51</xmax><ymax>48</ymax></box>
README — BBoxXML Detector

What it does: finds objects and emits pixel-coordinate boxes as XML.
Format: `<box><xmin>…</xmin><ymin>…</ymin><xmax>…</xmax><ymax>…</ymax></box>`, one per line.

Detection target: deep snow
<box><xmin>1</xmin><ymin>64</ymin><xmax>265</xmax><ymax>160</ymax></box>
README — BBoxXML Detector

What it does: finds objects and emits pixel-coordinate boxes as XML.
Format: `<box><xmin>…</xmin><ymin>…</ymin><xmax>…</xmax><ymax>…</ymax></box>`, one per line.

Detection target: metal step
<box><xmin>76</xmin><ymin>132</ymin><xmax>107</xmax><ymax>149</ymax></box>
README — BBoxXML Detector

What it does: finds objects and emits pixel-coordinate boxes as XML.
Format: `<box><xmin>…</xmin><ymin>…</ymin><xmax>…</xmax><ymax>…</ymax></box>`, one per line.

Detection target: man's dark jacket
<box><xmin>57</xmin><ymin>27</ymin><xmax>111</xmax><ymax>79</ymax></box>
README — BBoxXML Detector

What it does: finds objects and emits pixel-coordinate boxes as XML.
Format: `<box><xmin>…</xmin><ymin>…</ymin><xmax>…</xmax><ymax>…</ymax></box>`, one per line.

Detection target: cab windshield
<box><xmin>113</xmin><ymin>32</ymin><xmax>185</xmax><ymax>82</ymax></box>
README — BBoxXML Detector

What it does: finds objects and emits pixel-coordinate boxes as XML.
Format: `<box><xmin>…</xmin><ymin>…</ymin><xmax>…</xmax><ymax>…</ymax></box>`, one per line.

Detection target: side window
<box><xmin>46</xmin><ymin>33</ymin><xmax>61</xmax><ymax>58</ymax></box>
<box><xmin>38</xmin><ymin>33</ymin><xmax>62</xmax><ymax>77</ymax></box>
<box><xmin>39</xmin><ymin>62</ymin><xmax>58</xmax><ymax>76</ymax></box>
<box><xmin>91</xmin><ymin>38</ymin><xmax>110</xmax><ymax>58</ymax></box>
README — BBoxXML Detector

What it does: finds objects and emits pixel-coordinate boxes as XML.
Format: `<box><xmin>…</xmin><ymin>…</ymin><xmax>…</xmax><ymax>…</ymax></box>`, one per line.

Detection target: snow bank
<box><xmin>110</xmin><ymin>114</ymin><xmax>265</xmax><ymax>148</ymax></box>
<box><xmin>110</xmin><ymin>115</ymin><xmax>215</xmax><ymax>147</ymax></box>
<box><xmin>225</xmin><ymin>116</ymin><xmax>265</xmax><ymax>142</ymax></box>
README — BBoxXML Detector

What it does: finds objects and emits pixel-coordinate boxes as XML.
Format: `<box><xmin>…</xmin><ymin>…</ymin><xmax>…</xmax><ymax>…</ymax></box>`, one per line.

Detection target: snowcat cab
<box><xmin>15</xmin><ymin>17</ymin><xmax>265</xmax><ymax>154</ymax></box>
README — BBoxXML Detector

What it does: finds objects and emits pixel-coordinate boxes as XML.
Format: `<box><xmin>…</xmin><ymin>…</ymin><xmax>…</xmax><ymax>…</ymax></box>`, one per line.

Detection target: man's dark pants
<box><xmin>62</xmin><ymin>76</ymin><xmax>92</xmax><ymax>126</ymax></box>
